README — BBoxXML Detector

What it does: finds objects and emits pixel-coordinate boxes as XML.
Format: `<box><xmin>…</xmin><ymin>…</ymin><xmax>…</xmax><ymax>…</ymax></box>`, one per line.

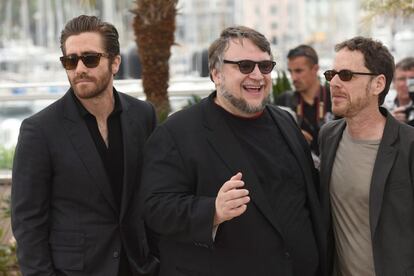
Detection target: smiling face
<box><xmin>329</xmin><ymin>49</ymin><xmax>385</xmax><ymax>118</ymax></box>
<box><xmin>211</xmin><ymin>38</ymin><xmax>272</xmax><ymax>117</ymax></box>
<box><xmin>64</xmin><ymin>32</ymin><xmax>120</xmax><ymax>100</ymax></box>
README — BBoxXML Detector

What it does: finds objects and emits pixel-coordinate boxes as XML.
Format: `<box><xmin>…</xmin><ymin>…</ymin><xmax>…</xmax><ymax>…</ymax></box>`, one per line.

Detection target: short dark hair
<box><xmin>208</xmin><ymin>26</ymin><xmax>273</xmax><ymax>74</ymax></box>
<box><xmin>287</xmin><ymin>44</ymin><xmax>318</xmax><ymax>65</ymax></box>
<box><xmin>395</xmin><ymin>57</ymin><xmax>414</xmax><ymax>71</ymax></box>
<box><xmin>60</xmin><ymin>15</ymin><xmax>120</xmax><ymax>58</ymax></box>
<box><xmin>335</xmin><ymin>36</ymin><xmax>395</xmax><ymax>105</ymax></box>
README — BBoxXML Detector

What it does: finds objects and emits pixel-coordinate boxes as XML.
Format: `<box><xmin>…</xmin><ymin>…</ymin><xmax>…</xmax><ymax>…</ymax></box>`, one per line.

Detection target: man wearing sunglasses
<box><xmin>384</xmin><ymin>57</ymin><xmax>414</xmax><ymax>127</ymax></box>
<box><xmin>319</xmin><ymin>37</ymin><xmax>414</xmax><ymax>276</ymax></box>
<box><xmin>276</xmin><ymin>45</ymin><xmax>333</xmax><ymax>159</ymax></box>
<box><xmin>12</xmin><ymin>15</ymin><xmax>159</xmax><ymax>276</ymax></box>
<box><xmin>141</xmin><ymin>26</ymin><xmax>327</xmax><ymax>276</ymax></box>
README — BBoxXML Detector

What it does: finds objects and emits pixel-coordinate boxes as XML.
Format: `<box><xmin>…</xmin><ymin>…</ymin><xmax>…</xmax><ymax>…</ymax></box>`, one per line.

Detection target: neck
<box><xmin>300</xmin><ymin>81</ymin><xmax>321</xmax><ymax>105</ymax></box>
<box><xmin>78</xmin><ymin>87</ymin><xmax>114</xmax><ymax>121</ymax></box>
<box><xmin>345</xmin><ymin>107</ymin><xmax>386</xmax><ymax>140</ymax></box>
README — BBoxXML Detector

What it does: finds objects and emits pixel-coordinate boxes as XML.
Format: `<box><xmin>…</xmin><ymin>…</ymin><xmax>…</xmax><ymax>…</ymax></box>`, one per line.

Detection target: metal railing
<box><xmin>0</xmin><ymin>77</ymin><xmax>215</xmax><ymax>101</ymax></box>
<box><xmin>0</xmin><ymin>171</ymin><xmax>11</xmax><ymax>186</ymax></box>
<box><xmin>0</xmin><ymin>77</ymin><xmax>217</xmax><ymax>184</ymax></box>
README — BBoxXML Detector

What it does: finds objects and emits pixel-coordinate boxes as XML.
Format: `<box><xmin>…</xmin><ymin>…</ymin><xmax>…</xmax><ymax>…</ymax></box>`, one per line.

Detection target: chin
<box><xmin>332</xmin><ymin>107</ymin><xmax>346</xmax><ymax>117</ymax></box>
<box><xmin>74</xmin><ymin>89</ymin><xmax>100</xmax><ymax>100</ymax></box>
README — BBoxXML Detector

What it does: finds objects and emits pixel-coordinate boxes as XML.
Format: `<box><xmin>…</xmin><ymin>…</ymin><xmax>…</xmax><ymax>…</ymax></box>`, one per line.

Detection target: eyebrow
<box><xmin>66</xmin><ymin>51</ymin><xmax>101</xmax><ymax>56</ymax></box>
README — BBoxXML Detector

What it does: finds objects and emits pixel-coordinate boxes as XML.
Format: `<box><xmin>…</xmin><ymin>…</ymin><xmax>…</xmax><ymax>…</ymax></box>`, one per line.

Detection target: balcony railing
<box><xmin>0</xmin><ymin>77</ymin><xmax>215</xmax><ymax>102</ymax></box>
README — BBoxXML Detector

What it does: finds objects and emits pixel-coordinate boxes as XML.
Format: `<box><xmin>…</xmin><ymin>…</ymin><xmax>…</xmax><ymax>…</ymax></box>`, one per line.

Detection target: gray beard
<box><xmin>221</xmin><ymin>87</ymin><xmax>270</xmax><ymax>114</ymax></box>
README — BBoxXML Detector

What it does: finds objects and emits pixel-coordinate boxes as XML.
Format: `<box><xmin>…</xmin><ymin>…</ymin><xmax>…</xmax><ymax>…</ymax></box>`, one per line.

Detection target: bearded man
<box><xmin>140</xmin><ymin>26</ymin><xmax>327</xmax><ymax>276</ymax></box>
<box><xmin>12</xmin><ymin>15</ymin><xmax>159</xmax><ymax>276</ymax></box>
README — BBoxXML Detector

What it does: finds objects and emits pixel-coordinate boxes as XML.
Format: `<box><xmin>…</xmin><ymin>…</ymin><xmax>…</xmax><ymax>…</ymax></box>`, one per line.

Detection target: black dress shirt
<box><xmin>72</xmin><ymin>90</ymin><xmax>124</xmax><ymax>208</ymax></box>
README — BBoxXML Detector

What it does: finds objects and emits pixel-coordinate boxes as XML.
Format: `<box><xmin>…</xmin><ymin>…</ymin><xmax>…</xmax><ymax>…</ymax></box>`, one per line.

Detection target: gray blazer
<box><xmin>319</xmin><ymin>108</ymin><xmax>414</xmax><ymax>276</ymax></box>
<box><xmin>12</xmin><ymin>89</ymin><xmax>159</xmax><ymax>276</ymax></box>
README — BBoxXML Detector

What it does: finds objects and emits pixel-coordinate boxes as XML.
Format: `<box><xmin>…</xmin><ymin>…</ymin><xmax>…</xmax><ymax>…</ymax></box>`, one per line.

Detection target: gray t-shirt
<box><xmin>330</xmin><ymin>128</ymin><xmax>380</xmax><ymax>276</ymax></box>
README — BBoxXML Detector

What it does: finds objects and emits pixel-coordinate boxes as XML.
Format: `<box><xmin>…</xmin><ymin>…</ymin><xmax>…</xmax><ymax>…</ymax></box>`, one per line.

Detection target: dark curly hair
<box><xmin>335</xmin><ymin>36</ymin><xmax>395</xmax><ymax>105</ymax></box>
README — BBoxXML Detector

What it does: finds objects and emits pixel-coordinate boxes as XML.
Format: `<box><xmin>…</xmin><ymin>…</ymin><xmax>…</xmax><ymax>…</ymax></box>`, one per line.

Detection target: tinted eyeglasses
<box><xmin>223</xmin><ymin>59</ymin><xmax>276</xmax><ymax>74</ymax></box>
<box><xmin>324</xmin><ymin>69</ymin><xmax>379</xmax><ymax>82</ymax></box>
<box><xmin>60</xmin><ymin>53</ymin><xmax>110</xmax><ymax>70</ymax></box>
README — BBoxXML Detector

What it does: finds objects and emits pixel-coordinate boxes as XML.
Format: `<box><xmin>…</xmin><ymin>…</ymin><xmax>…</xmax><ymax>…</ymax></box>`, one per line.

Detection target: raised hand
<box><xmin>213</xmin><ymin>172</ymin><xmax>250</xmax><ymax>226</ymax></box>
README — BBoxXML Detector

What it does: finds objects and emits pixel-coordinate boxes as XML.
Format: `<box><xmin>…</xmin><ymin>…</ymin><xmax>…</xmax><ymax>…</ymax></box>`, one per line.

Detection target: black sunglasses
<box><xmin>324</xmin><ymin>69</ymin><xmax>379</xmax><ymax>82</ymax></box>
<box><xmin>223</xmin><ymin>59</ymin><xmax>276</xmax><ymax>74</ymax></box>
<box><xmin>60</xmin><ymin>53</ymin><xmax>110</xmax><ymax>70</ymax></box>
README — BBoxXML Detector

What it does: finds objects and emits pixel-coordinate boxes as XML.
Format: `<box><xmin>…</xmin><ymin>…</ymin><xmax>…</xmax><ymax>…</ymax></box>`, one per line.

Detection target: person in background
<box><xmin>276</xmin><ymin>45</ymin><xmax>333</xmax><ymax>157</ymax></box>
<box><xmin>11</xmin><ymin>15</ymin><xmax>159</xmax><ymax>276</ymax></box>
<box><xmin>319</xmin><ymin>36</ymin><xmax>414</xmax><ymax>276</ymax></box>
<box><xmin>384</xmin><ymin>56</ymin><xmax>414</xmax><ymax>126</ymax></box>
<box><xmin>140</xmin><ymin>26</ymin><xmax>327</xmax><ymax>276</ymax></box>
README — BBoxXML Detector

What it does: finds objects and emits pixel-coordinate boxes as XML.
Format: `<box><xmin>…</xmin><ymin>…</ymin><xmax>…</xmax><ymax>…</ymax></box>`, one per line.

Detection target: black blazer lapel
<box><xmin>202</xmin><ymin>95</ymin><xmax>284</xmax><ymax>237</ymax></box>
<box><xmin>118</xmin><ymin>95</ymin><xmax>145</xmax><ymax>219</ymax></box>
<box><xmin>62</xmin><ymin>91</ymin><xmax>119</xmax><ymax>214</ymax></box>
<box><xmin>369</xmin><ymin>113</ymin><xmax>398</xmax><ymax>239</ymax></box>
<box><xmin>266</xmin><ymin>106</ymin><xmax>316</xmax><ymax>194</ymax></box>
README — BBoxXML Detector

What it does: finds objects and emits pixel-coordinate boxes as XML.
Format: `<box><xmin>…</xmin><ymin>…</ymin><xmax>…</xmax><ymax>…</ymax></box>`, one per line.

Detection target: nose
<box><xmin>248</xmin><ymin>64</ymin><xmax>264</xmax><ymax>80</ymax></box>
<box><xmin>290</xmin><ymin>72</ymin><xmax>299</xmax><ymax>82</ymax></box>
<box><xmin>328</xmin><ymin>73</ymin><xmax>342</xmax><ymax>89</ymax></box>
<box><xmin>74</xmin><ymin>59</ymin><xmax>88</xmax><ymax>74</ymax></box>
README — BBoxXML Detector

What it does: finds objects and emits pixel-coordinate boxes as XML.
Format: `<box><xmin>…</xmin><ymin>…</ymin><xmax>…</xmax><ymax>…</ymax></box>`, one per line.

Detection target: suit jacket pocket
<box><xmin>49</xmin><ymin>230</ymin><xmax>84</xmax><ymax>271</ymax></box>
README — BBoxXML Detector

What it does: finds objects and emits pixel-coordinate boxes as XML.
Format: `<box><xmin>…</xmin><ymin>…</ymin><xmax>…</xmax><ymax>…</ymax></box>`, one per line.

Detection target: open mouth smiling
<box><xmin>243</xmin><ymin>84</ymin><xmax>263</xmax><ymax>92</ymax></box>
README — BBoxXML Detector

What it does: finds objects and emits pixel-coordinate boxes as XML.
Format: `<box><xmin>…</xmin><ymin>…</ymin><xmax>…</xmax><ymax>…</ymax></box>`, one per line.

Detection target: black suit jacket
<box><xmin>141</xmin><ymin>93</ymin><xmax>327</xmax><ymax>276</ymax></box>
<box><xmin>319</xmin><ymin>108</ymin><xmax>414</xmax><ymax>276</ymax></box>
<box><xmin>12</xmin><ymin>89</ymin><xmax>159</xmax><ymax>276</ymax></box>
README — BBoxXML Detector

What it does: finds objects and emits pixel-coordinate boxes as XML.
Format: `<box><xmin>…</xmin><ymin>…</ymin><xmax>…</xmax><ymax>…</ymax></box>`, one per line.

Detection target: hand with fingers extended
<box><xmin>213</xmin><ymin>172</ymin><xmax>250</xmax><ymax>226</ymax></box>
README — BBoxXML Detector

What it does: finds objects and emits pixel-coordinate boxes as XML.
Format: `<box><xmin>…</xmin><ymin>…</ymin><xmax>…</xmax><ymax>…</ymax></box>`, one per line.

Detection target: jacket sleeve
<box><xmin>140</xmin><ymin>125</ymin><xmax>216</xmax><ymax>246</ymax></box>
<box><xmin>11</xmin><ymin>118</ymin><xmax>56</xmax><ymax>276</ymax></box>
<box><xmin>410</xmin><ymin>137</ymin><xmax>414</xmax><ymax>191</ymax></box>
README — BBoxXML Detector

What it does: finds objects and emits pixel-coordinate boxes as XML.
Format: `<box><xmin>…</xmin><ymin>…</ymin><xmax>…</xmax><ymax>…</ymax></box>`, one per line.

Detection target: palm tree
<box><xmin>361</xmin><ymin>0</ymin><xmax>413</xmax><ymax>54</ymax></box>
<box><xmin>362</xmin><ymin>0</ymin><xmax>414</xmax><ymax>17</ymax></box>
<box><xmin>131</xmin><ymin>0</ymin><xmax>178</xmax><ymax>122</ymax></box>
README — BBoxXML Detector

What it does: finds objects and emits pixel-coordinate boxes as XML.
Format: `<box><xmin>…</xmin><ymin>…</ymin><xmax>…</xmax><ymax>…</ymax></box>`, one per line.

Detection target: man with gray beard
<box><xmin>140</xmin><ymin>26</ymin><xmax>327</xmax><ymax>276</ymax></box>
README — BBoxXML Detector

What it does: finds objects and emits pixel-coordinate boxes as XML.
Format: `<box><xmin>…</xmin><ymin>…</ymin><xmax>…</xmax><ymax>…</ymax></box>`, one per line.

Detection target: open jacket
<box><xmin>141</xmin><ymin>92</ymin><xmax>327</xmax><ymax>276</ymax></box>
<box><xmin>319</xmin><ymin>108</ymin><xmax>414</xmax><ymax>276</ymax></box>
<box><xmin>12</xmin><ymin>89</ymin><xmax>159</xmax><ymax>276</ymax></box>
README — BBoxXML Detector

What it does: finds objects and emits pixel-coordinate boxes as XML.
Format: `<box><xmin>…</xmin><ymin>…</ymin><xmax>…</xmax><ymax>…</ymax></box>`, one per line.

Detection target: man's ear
<box><xmin>373</xmin><ymin>74</ymin><xmax>386</xmax><ymax>96</ymax></box>
<box><xmin>111</xmin><ymin>55</ymin><xmax>121</xmax><ymax>75</ymax></box>
<box><xmin>211</xmin><ymin>68</ymin><xmax>222</xmax><ymax>85</ymax></box>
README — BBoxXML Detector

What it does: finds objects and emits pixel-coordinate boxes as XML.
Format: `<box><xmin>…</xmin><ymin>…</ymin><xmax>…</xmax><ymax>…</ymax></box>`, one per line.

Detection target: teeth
<box><xmin>244</xmin><ymin>85</ymin><xmax>261</xmax><ymax>89</ymax></box>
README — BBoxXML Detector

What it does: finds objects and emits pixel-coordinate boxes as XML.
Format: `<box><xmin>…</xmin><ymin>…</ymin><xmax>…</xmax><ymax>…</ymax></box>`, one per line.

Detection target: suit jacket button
<box><xmin>284</xmin><ymin>252</ymin><xmax>290</xmax><ymax>259</ymax></box>
<box><xmin>113</xmin><ymin>251</ymin><xmax>119</xmax><ymax>258</ymax></box>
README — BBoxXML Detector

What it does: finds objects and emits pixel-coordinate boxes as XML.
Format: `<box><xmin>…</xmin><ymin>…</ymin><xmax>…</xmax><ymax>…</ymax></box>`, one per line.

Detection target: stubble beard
<box><xmin>334</xmin><ymin>80</ymin><xmax>373</xmax><ymax>118</ymax></box>
<box><xmin>70</xmin><ymin>69</ymin><xmax>112</xmax><ymax>100</ymax></box>
<box><xmin>220</xmin><ymin>82</ymin><xmax>270</xmax><ymax>114</ymax></box>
